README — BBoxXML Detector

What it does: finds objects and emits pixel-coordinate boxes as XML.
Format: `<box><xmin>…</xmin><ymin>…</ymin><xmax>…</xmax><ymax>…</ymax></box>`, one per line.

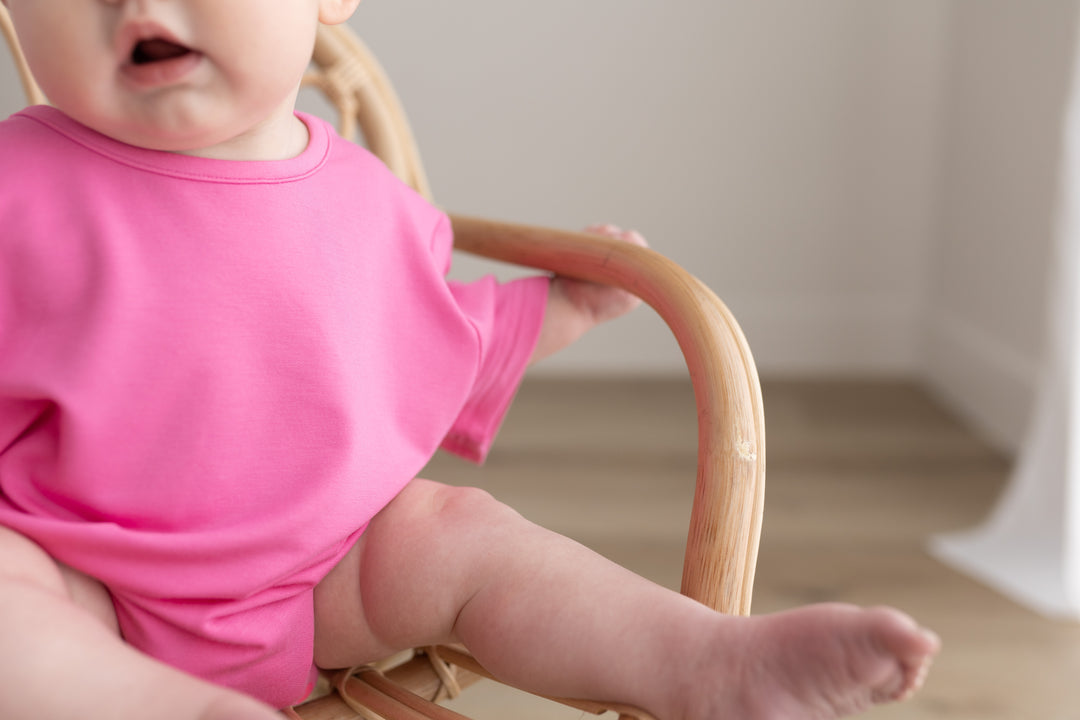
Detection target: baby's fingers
<box><xmin>584</xmin><ymin>223</ymin><xmax>648</xmax><ymax>248</ymax></box>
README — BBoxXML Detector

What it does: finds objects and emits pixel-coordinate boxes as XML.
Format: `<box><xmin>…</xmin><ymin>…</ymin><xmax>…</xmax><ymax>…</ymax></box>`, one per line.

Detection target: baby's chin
<box><xmin>70</xmin><ymin>113</ymin><xmax>250</xmax><ymax>158</ymax></box>
<box><xmin>52</xmin><ymin>106</ymin><xmax>215</xmax><ymax>153</ymax></box>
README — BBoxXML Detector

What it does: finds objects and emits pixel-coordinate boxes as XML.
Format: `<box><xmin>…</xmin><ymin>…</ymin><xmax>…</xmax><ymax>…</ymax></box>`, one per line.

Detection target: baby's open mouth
<box><xmin>131</xmin><ymin>38</ymin><xmax>193</xmax><ymax>65</ymax></box>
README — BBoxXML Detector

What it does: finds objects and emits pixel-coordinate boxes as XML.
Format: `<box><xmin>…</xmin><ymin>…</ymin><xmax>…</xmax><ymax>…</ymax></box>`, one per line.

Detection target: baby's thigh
<box><xmin>0</xmin><ymin>525</ymin><xmax>120</xmax><ymax>634</ymax></box>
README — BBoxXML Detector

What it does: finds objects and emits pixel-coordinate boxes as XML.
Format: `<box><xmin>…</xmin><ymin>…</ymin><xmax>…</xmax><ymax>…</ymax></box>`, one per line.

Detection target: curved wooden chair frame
<box><xmin>1</xmin><ymin>11</ymin><xmax>766</xmax><ymax>720</ymax></box>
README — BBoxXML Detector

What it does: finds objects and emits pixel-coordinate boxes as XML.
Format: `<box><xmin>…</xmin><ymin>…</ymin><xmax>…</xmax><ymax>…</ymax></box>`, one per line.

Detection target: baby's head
<box><xmin>3</xmin><ymin>0</ymin><xmax>361</xmax><ymax>159</ymax></box>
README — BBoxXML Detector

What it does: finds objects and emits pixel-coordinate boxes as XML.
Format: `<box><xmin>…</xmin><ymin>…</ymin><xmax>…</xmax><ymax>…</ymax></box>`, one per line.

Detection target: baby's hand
<box><xmin>554</xmin><ymin>224</ymin><xmax>648</xmax><ymax>324</ymax></box>
<box><xmin>530</xmin><ymin>224</ymin><xmax>648</xmax><ymax>364</ymax></box>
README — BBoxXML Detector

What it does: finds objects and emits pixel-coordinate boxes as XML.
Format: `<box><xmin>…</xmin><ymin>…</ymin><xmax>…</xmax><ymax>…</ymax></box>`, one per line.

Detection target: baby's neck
<box><xmin>178</xmin><ymin>107</ymin><xmax>310</xmax><ymax>162</ymax></box>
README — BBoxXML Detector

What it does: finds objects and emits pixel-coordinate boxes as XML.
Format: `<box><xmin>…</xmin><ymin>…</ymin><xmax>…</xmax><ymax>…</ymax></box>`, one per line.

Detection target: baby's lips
<box><xmin>114</xmin><ymin>17</ymin><xmax>191</xmax><ymax>64</ymax></box>
<box><xmin>131</xmin><ymin>37</ymin><xmax>193</xmax><ymax>64</ymax></box>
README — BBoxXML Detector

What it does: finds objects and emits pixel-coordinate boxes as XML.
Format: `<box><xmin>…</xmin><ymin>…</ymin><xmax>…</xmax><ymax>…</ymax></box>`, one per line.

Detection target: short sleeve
<box><xmin>439</xmin><ymin>273</ymin><xmax>549</xmax><ymax>464</ymax></box>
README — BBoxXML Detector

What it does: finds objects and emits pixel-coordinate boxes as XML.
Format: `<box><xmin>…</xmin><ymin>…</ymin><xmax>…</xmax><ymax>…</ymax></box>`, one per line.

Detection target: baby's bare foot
<box><xmin>681</xmin><ymin>603</ymin><xmax>939</xmax><ymax>720</ymax></box>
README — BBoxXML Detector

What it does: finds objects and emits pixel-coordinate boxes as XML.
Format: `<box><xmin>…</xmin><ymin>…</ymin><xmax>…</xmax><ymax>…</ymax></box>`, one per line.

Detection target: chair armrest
<box><xmin>449</xmin><ymin>214</ymin><xmax>765</xmax><ymax>616</ymax></box>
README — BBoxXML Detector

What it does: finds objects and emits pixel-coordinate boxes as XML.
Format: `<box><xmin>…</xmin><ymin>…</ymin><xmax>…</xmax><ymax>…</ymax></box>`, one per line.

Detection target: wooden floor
<box><xmin>418</xmin><ymin>378</ymin><xmax>1080</xmax><ymax>720</ymax></box>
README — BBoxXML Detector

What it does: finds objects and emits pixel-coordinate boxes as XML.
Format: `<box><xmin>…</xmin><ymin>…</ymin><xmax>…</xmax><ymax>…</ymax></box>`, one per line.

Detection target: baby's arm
<box><xmin>529</xmin><ymin>225</ymin><xmax>648</xmax><ymax>364</ymax></box>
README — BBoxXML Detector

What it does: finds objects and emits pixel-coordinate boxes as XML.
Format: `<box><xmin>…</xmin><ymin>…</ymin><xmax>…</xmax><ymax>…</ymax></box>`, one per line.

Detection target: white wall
<box><xmin>340</xmin><ymin>1</ymin><xmax>950</xmax><ymax>376</ymax></box>
<box><xmin>922</xmin><ymin>1</ymin><xmax>1078</xmax><ymax>451</ymax></box>
<box><xmin>340</xmin><ymin>0</ymin><xmax>1080</xmax><ymax>451</ymax></box>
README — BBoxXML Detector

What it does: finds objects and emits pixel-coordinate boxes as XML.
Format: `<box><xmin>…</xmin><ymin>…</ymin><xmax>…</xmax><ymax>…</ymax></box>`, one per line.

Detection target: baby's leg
<box><xmin>0</xmin><ymin>526</ymin><xmax>279</xmax><ymax>720</ymax></box>
<box><xmin>314</xmin><ymin>480</ymin><xmax>939</xmax><ymax>720</ymax></box>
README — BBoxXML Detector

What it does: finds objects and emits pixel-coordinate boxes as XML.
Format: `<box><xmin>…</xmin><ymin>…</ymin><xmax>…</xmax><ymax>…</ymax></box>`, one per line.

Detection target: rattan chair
<box><xmin>0</xmin><ymin>12</ymin><xmax>766</xmax><ymax>720</ymax></box>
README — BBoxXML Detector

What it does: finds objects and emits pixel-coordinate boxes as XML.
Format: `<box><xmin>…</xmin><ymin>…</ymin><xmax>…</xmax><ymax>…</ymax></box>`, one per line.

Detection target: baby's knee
<box><xmin>415</xmin><ymin>481</ymin><xmax>522</xmax><ymax>532</ymax></box>
<box><xmin>435</xmin><ymin>483</ymin><xmax>517</xmax><ymax>522</ymax></box>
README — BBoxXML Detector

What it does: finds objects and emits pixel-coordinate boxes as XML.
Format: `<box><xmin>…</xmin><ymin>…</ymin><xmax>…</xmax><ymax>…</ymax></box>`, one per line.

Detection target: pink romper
<box><xmin>0</xmin><ymin>106</ymin><xmax>548</xmax><ymax>708</ymax></box>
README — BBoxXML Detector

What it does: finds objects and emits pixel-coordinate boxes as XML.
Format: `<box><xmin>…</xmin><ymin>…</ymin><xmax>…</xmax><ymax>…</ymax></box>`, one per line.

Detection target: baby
<box><xmin>0</xmin><ymin>1</ymin><xmax>940</xmax><ymax>719</ymax></box>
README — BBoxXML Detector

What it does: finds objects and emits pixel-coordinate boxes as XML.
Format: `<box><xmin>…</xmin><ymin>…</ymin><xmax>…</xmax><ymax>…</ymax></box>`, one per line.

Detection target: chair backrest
<box><xmin>0</xmin><ymin>9</ymin><xmax>431</xmax><ymax>200</ymax></box>
<box><xmin>305</xmin><ymin>23</ymin><xmax>432</xmax><ymax>201</ymax></box>
<box><xmin>0</xmin><ymin>5</ymin><xmax>44</xmax><ymax>106</ymax></box>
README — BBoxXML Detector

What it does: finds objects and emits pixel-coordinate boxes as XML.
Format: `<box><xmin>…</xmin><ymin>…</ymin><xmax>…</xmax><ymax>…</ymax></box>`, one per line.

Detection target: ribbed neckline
<box><xmin>17</xmin><ymin>105</ymin><xmax>331</xmax><ymax>184</ymax></box>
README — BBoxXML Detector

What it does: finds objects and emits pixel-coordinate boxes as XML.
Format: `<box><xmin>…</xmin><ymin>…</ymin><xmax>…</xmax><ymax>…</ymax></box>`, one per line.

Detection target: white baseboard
<box><xmin>922</xmin><ymin>311</ymin><xmax>1040</xmax><ymax>453</ymax></box>
<box><xmin>534</xmin><ymin>299</ymin><xmax>1041</xmax><ymax>456</ymax></box>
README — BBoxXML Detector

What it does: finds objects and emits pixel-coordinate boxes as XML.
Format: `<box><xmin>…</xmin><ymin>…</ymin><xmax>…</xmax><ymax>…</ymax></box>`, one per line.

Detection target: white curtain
<box><xmin>931</xmin><ymin>33</ymin><xmax>1080</xmax><ymax>620</ymax></box>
